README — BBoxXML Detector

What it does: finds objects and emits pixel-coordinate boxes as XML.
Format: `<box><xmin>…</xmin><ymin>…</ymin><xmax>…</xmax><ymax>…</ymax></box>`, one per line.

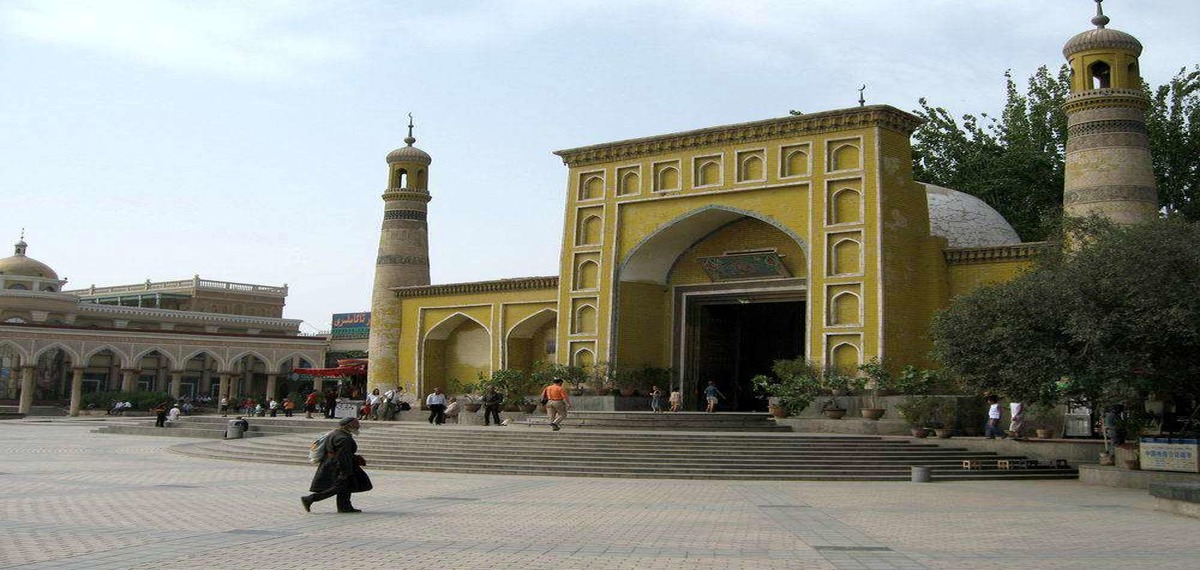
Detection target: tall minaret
<box><xmin>367</xmin><ymin>115</ymin><xmax>432</xmax><ymax>392</ymax></box>
<box><xmin>1062</xmin><ymin>0</ymin><xmax>1158</xmax><ymax>224</ymax></box>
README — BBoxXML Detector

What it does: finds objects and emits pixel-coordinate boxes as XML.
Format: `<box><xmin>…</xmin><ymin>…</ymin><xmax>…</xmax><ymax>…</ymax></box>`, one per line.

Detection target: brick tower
<box><xmin>1062</xmin><ymin>0</ymin><xmax>1158</xmax><ymax>224</ymax></box>
<box><xmin>367</xmin><ymin>115</ymin><xmax>432</xmax><ymax>392</ymax></box>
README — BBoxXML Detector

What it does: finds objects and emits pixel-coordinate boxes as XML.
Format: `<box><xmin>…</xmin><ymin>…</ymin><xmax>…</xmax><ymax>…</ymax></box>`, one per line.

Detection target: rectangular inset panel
<box><xmin>572</xmin><ymin>252</ymin><xmax>601</xmax><ymax>291</ymax></box>
<box><xmin>692</xmin><ymin>154</ymin><xmax>724</xmax><ymax>188</ymax></box>
<box><xmin>616</xmin><ymin>165</ymin><xmax>642</xmax><ymax>197</ymax></box>
<box><xmin>652</xmin><ymin>160</ymin><xmax>681</xmax><ymax>192</ymax></box>
<box><xmin>826</xmin><ymin>137</ymin><xmax>863</xmax><ymax>173</ymax></box>
<box><xmin>826</xmin><ymin>178</ymin><xmax>864</xmax><ymax>226</ymax></box>
<box><xmin>825</xmin><ymin>283</ymin><xmax>863</xmax><ymax>327</ymax></box>
<box><xmin>577</xmin><ymin>170</ymin><xmax>606</xmax><ymax>201</ymax></box>
<box><xmin>574</xmin><ymin>206</ymin><xmax>604</xmax><ymax>247</ymax></box>
<box><xmin>779</xmin><ymin>143</ymin><xmax>812</xmax><ymax>178</ymax></box>
<box><xmin>735</xmin><ymin>148</ymin><xmax>767</xmax><ymax>183</ymax></box>
<box><xmin>826</xmin><ymin>230</ymin><xmax>865</xmax><ymax>277</ymax></box>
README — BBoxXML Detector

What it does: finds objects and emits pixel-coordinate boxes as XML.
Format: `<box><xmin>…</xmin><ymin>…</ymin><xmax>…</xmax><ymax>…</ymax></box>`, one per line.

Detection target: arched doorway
<box><xmin>616</xmin><ymin>207</ymin><xmax>809</xmax><ymax>411</ymax></box>
<box><xmin>422</xmin><ymin>314</ymin><xmax>490</xmax><ymax>394</ymax></box>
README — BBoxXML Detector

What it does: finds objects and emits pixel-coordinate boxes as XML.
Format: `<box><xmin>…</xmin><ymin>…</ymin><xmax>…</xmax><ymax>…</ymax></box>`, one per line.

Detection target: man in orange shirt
<box><xmin>541</xmin><ymin>377</ymin><xmax>572</xmax><ymax>431</ymax></box>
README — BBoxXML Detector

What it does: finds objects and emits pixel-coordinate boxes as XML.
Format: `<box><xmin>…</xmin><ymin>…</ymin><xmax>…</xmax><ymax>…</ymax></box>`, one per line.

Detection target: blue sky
<box><xmin>2</xmin><ymin>0</ymin><xmax>1197</xmax><ymax>332</ymax></box>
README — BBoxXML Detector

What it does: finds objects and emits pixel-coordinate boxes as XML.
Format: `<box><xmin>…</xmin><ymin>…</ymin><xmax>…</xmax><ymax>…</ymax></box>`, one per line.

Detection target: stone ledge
<box><xmin>1080</xmin><ymin>464</ymin><xmax>1200</xmax><ymax>489</ymax></box>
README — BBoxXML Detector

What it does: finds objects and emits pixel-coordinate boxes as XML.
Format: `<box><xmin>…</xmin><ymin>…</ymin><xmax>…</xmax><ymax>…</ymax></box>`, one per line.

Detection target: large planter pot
<box><xmin>1114</xmin><ymin>445</ymin><xmax>1140</xmax><ymax>470</ymax></box>
<box><xmin>823</xmin><ymin>408</ymin><xmax>847</xmax><ymax>419</ymax></box>
<box><xmin>910</xmin><ymin>428</ymin><xmax>930</xmax><ymax>438</ymax></box>
<box><xmin>1098</xmin><ymin>453</ymin><xmax>1115</xmax><ymax>466</ymax></box>
<box><xmin>934</xmin><ymin>428</ymin><xmax>955</xmax><ymax>439</ymax></box>
<box><xmin>464</xmin><ymin>403</ymin><xmax>482</xmax><ymax>413</ymax></box>
<box><xmin>769</xmin><ymin>405</ymin><xmax>789</xmax><ymax>418</ymax></box>
<box><xmin>1035</xmin><ymin>428</ymin><xmax>1053</xmax><ymax>439</ymax></box>
<box><xmin>860</xmin><ymin>408</ymin><xmax>886</xmax><ymax>420</ymax></box>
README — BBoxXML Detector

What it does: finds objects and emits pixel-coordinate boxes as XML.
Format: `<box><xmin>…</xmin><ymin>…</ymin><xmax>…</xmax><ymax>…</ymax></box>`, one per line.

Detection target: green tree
<box><xmin>913</xmin><ymin>65</ymin><xmax>1200</xmax><ymax>240</ymax></box>
<box><xmin>931</xmin><ymin>217</ymin><xmax>1200</xmax><ymax>409</ymax></box>
<box><xmin>1147</xmin><ymin>67</ymin><xmax>1200</xmax><ymax>221</ymax></box>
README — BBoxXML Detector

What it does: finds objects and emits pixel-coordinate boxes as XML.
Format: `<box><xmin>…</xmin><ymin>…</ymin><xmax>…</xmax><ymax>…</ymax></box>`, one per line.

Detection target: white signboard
<box><xmin>1139</xmin><ymin>438</ymin><xmax>1200</xmax><ymax>473</ymax></box>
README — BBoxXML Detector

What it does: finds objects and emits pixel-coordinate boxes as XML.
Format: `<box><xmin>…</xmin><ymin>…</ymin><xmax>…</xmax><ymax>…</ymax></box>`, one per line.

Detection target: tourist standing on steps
<box><xmin>985</xmin><ymin>395</ymin><xmax>1007</xmax><ymax>439</ymax></box>
<box><xmin>219</xmin><ymin>396</ymin><xmax>230</xmax><ymax>417</ymax></box>
<box><xmin>301</xmin><ymin>417</ymin><xmax>372</xmax><ymax>514</ymax></box>
<box><xmin>426</xmin><ymin>387</ymin><xmax>448</xmax><ymax>425</ymax></box>
<box><xmin>649</xmin><ymin>386</ymin><xmax>663</xmax><ymax>413</ymax></box>
<box><xmin>481</xmin><ymin>386</ymin><xmax>503</xmax><ymax>426</ymax></box>
<box><xmin>152</xmin><ymin>402</ymin><xmax>169</xmax><ymax>427</ymax></box>
<box><xmin>541</xmin><ymin>377</ymin><xmax>572</xmax><ymax>431</ymax></box>
<box><xmin>704</xmin><ymin>381</ymin><xmax>725</xmax><ymax>413</ymax></box>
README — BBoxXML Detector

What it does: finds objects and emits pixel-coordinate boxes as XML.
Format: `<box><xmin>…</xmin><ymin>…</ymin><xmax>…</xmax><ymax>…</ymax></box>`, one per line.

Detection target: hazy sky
<box><xmin>2</xmin><ymin>0</ymin><xmax>1197</xmax><ymax>332</ymax></box>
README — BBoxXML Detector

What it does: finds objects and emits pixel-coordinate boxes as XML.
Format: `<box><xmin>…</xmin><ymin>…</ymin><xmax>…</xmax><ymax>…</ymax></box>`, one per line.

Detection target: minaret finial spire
<box><xmin>1091</xmin><ymin>0</ymin><xmax>1109</xmax><ymax>29</ymax></box>
<box><xmin>405</xmin><ymin>112</ymin><xmax>416</xmax><ymax>146</ymax></box>
<box><xmin>15</xmin><ymin>228</ymin><xmax>27</xmax><ymax>255</ymax></box>
<box><xmin>857</xmin><ymin>84</ymin><xmax>867</xmax><ymax>107</ymax></box>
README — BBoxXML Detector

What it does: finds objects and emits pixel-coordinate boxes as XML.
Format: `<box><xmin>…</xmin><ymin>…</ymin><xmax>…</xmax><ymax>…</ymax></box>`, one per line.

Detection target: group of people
<box><xmin>358</xmin><ymin>388</ymin><xmax>411</xmax><ymax>421</ymax></box>
<box><xmin>985</xmin><ymin>395</ymin><xmax>1026</xmax><ymax>439</ymax></box>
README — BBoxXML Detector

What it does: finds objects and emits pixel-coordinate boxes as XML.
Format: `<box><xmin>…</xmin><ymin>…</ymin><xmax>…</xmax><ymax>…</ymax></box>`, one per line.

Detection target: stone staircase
<box><xmin>531</xmin><ymin>411</ymin><xmax>792</xmax><ymax>431</ymax></box>
<box><xmin>91</xmin><ymin>415</ymin><xmax>357</xmax><ymax>439</ymax></box>
<box><xmin>163</xmin><ymin>418</ymin><xmax>1079</xmax><ymax>482</ymax></box>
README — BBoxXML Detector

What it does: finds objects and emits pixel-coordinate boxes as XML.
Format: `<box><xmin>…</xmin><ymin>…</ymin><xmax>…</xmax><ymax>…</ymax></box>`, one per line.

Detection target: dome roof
<box><xmin>386</xmin><ymin>142</ymin><xmax>431</xmax><ymax>165</ymax></box>
<box><xmin>1063</xmin><ymin>26</ymin><xmax>1142</xmax><ymax>58</ymax></box>
<box><xmin>0</xmin><ymin>239</ymin><xmax>60</xmax><ymax>280</ymax></box>
<box><xmin>923</xmin><ymin>183</ymin><xmax>1021</xmax><ymax>249</ymax></box>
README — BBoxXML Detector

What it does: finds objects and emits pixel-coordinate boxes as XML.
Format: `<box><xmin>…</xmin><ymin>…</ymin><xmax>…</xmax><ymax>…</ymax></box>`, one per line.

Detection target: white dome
<box><xmin>923</xmin><ymin>183</ymin><xmax>1021</xmax><ymax>248</ymax></box>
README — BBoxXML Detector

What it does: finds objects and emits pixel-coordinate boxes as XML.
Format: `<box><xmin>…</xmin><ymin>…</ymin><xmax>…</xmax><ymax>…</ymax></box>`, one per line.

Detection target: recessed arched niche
<box><xmin>577</xmin><ymin>214</ymin><xmax>602</xmax><ymax>246</ymax></box>
<box><xmin>831</xmin><ymin>187</ymin><xmax>862</xmax><ymax>225</ymax></box>
<box><xmin>830</xmin><ymin>291</ymin><xmax>860</xmax><ymax>326</ymax></box>
<box><xmin>781</xmin><ymin>145</ymin><xmax>810</xmax><ymax>178</ymax></box>
<box><xmin>831</xmin><ymin>238</ymin><xmax>862</xmax><ymax>275</ymax></box>
<box><xmin>575</xmin><ymin>260</ymin><xmax>599</xmax><ymax>290</ymax></box>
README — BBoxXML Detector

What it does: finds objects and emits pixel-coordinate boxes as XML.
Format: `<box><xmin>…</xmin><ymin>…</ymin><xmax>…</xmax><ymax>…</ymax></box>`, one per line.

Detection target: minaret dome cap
<box><xmin>1063</xmin><ymin>1</ymin><xmax>1142</xmax><ymax>58</ymax></box>
<box><xmin>386</xmin><ymin>113</ymin><xmax>432</xmax><ymax>165</ymax></box>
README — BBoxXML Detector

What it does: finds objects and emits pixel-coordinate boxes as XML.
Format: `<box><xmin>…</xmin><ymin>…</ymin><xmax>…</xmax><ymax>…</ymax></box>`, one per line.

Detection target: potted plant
<box><xmin>820</xmin><ymin>398</ymin><xmax>847</xmax><ymax>419</ymax></box>
<box><xmin>896</xmin><ymin>395</ymin><xmax>938</xmax><ymax>438</ymax></box>
<box><xmin>1027</xmin><ymin>404</ymin><xmax>1061</xmax><ymax>439</ymax></box>
<box><xmin>751</xmin><ymin>358</ymin><xmax>822</xmax><ymax>417</ymax></box>
<box><xmin>855</xmin><ymin>358</ymin><xmax>889</xmax><ymax>420</ymax></box>
<box><xmin>928</xmin><ymin>397</ymin><xmax>956</xmax><ymax>438</ymax></box>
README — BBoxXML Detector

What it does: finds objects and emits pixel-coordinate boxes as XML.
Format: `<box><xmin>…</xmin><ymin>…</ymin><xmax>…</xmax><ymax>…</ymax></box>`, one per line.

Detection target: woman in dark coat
<box><xmin>301</xmin><ymin>417</ymin><xmax>372</xmax><ymax>513</ymax></box>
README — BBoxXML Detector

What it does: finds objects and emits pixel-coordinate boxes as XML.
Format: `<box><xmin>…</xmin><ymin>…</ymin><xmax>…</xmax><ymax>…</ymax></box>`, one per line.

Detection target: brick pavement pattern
<box><xmin>1</xmin><ymin>420</ymin><xmax>1199</xmax><ymax>569</ymax></box>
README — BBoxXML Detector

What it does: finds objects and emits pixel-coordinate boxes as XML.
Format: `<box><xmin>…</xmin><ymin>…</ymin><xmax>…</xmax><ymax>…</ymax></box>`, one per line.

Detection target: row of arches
<box><xmin>576</xmin><ymin>142</ymin><xmax>861</xmax><ymax>201</ymax></box>
<box><xmin>419</xmin><ymin>309</ymin><xmax>557</xmax><ymax>392</ymax></box>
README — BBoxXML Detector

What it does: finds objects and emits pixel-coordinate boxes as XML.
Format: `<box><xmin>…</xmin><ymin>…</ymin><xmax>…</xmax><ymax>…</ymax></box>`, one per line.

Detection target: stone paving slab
<box><xmin>2</xmin><ymin>419</ymin><xmax>1199</xmax><ymax>569</ymax></box>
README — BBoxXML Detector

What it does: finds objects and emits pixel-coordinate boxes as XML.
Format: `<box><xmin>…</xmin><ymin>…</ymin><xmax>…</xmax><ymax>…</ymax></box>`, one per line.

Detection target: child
<box><xmin>669</xmin><ymin>389</ymin><xmax>683</xmax><ymax>412</ymax></box>
<box><xmin>649</xmin><ymin>386</ymin><xmax>663</xmax><ymax>413</ymax></box>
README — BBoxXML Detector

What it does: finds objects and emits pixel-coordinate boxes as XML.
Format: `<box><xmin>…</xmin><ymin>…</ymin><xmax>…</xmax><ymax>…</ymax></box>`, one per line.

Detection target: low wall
<box><xmin>935</xmin><ymin>436</ymin><xmax>1105</xmax><ymax>464</ymax></box>
<box><xmin>1080</xmin><ymin>464</ymin><xmax>1200</xmax><ymax>489</ymax></box>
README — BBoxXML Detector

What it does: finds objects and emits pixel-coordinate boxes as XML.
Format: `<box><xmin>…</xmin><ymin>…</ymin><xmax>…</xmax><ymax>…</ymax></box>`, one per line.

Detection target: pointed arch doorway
<box><xmin>678</xmin><ymin>286</ymin><xmax>805</xmax><ymax>412</ymax></box>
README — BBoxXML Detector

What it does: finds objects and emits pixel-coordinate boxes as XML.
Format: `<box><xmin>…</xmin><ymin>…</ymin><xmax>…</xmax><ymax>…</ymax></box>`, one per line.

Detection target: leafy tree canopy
<box><xmin>913</xmin><ymin>65</ymin><xmax>1200</xmax><ymax>241</ymax></box>
<box><xmin>931</xmin><ymin>217</ymin><xmax>1200</xmax><ymax>409</ymax></box>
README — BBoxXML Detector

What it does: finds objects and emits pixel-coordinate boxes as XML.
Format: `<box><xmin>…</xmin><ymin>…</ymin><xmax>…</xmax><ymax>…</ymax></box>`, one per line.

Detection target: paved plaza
<box><xmin>1</xmin><ymin>420</ymin><xmax>1198</xmax><ymax>569</ymax></box>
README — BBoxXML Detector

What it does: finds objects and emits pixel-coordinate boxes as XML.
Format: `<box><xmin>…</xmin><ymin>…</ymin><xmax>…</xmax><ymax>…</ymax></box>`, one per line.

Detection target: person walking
<box><xmin>324</xmin><ymin>390</ymin><xmax>338</xmax><ymax>419</ymax></box>
<box><xmin>283</xmin><ymin>398</ymin><xmax>295</xmax><ymax>417</ymax></box>
<box><xmin>649</xmin><ymin>385</ymin><xmax>663</xmax><ymax>413</ymax></box>
<box><xmin>153</xmin><ymin>402</ymin><xmax>169</xmax><ymax>427</ymax></box>
<box><xmin>481</xmin><ymin>386</ymin><xmax>503</xmax><ymax>426</ymax></box>
<box><xmin>304</xmin><ymin>391</ymin><xmax>318</xmax><ymax>419</ymax></box>
<box><xmin>301</xmin><ymin>417</ymin><xmax>372</xmax><ymax>514</ymax></box>
<box><xmin>669</xmin><ymin>388</ymin><xmax>683</xmax><ymax>412</ymax></box>
<box><xmin>1008</xmin><ymin>400</ymin><xmax>1025</xmax><ymax>439</ymax></box>
<box><xmin>426</xmin><ymin>387</ymin><xmax>448</xmax><ymax>425</ymax></box>
<box><xmin>268</xmin><ymin>398</ymin><xmax>279</xmax><ymax>418</ymax></box>
<box><xmin>985</xmin><ymin>395</ymin><xmax>1007</xmax><ymax>439</ymax></box>
<box><xmin>219</xmin><ymin>396</ymin><xmax>229</xmax><ymax>417</ymax></box>
<box><xmin>704</xmin><ymin>381</ymin><xmax>726</xmax><ymax>413</ymax></box>
<box><xmin>541</xmin><ymin>377</ymin><xmax>572</xmax><ymax>431</ymax></box>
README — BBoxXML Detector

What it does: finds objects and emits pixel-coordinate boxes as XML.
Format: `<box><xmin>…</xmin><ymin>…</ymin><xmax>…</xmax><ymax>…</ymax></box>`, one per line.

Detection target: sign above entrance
<box><xmin>697</xmin><ymin>251</ymin><xmax>791</xmax><ymax>281</ymax></box>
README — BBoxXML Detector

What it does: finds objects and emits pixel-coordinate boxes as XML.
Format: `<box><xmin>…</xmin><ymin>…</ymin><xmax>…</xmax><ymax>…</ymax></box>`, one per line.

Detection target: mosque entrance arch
<box><xmin>614</xmin><ymin>207</ymin><xmax>809</xmax><ymax>412</ymax></box>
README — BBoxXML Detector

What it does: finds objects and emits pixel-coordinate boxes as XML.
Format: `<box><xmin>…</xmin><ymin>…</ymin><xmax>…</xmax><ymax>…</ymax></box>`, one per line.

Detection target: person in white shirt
<box><xmin>985</xmin><ymin>395</ymin><xmax>1006</xmax><ymax>439</ymax></box>
<box><xmin>426</xmin><ymin>387</ymin><xmax>448</xmax><ymax>425</ymax></box>
<box><xmin>366</xmin><ymin>389</ymin><xmax>383</xmax><ymax>420</ymax></box>
<box><xmin>166</xmin><ymin>404</ymin><xmax>181</xmax><ymax>424</ymax></box>
<box><xmin>1009</xmin><ymin>401</ymin><xmax>1025</xmax><ymax>438</ymax></box>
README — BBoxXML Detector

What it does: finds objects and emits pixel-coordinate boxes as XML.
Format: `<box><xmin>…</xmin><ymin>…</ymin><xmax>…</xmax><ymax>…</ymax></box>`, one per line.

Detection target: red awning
<box><xmin>294</xmin><ymin>365</ymin><xmax>366</xmax><ymax>377</ymax></box>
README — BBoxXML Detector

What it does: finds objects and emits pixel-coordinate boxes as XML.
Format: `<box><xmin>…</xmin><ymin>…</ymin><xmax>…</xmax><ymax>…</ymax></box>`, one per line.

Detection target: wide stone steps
<box><xmin>554</xmin><ymin>411</ymin><xmax>792</xmax><ymax>431</ymax></box>
<box><xmin>166</xmin><ymin>421</ymin><xmax>1078</xmax><ymax>482</ymax></box>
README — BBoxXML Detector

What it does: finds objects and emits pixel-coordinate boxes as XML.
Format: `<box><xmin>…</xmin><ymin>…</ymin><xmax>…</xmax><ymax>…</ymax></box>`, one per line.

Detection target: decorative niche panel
<box><xmin>578</xmin><ymin>171</ymin><xmax>605</xmax><ymax>201</ymax></box>
<box><xmin>692</xmin><ymin>154</ymin><xmax>723</xmax><ymax>188</ymax></box>
<box><xmin>826</xmin><ymin>138</ymin><xmax>862</xmax><ymax>172</ymax></box>
<box><xmin>652</xmin><ymin>160</ymin><xmax>681</xmax><ymax>192</ymax></box>
<box><xmin>826</xmin><ymin>231</ymin><xmax>864</xmax><ymax>277</ymax></box>
<box><xmin>780</xmin><ymin>143</ymin><xmax>811</xmax><ymax>178</ymax></box>
<box><xmin>575</xmin><ymin>207</ymin><xmax>603</xmax><ymax>247</ymax></box>
<box><xmin>736</xmin><ymin>149</ymin><xmax>766</xmax><ymax>183</ymax></box>
<box><xmin>826</xmin><ymin>283</ymin><xmax>862</xmax><ymax>327</ymax></box>
<box><xmin>827</xmin><ymin>179</ymin><xmax>864</xmax><ymax>226</ymax></box>
<box><xmin>616</xmin><ymin>165</ymin><xmax>641</xmax><ymax>196</ymax></box>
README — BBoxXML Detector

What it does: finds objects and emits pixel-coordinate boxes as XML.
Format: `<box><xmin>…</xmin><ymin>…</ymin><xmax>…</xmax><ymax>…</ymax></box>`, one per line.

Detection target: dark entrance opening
<box><xmin>688</xmin><ymin>299</ymin><xmax>804</xmax><ymax>411</ymax></box>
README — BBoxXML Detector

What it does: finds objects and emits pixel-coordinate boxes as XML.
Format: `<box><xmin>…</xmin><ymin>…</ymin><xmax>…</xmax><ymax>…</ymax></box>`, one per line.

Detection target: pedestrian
<box><xmin>283</xmin><ymin>398</ymin><xmax>295</xmax><ymax>417</ymax></box>
<box><xmin>704</xmin><ymin>381</ymin><xmax>725</xmax><ymax>413</ymax></box>
<box><xmin>304</xmin><ymin>391</ymin><xmax>318</xmax><ymax>419</ymax></box>
<box><xmin>301</xmin><ymin>417</ymin><xmax>372</xmax><ymax>514</ymax></box>
<box><xmin>444</xmin><ymin>397</ymin><xmax>460</xmax><ymax>423</ymax></box>
<box><xmin>167</xmin><ymin>403</ymin><xmax>181</xmax><ymax>425</ymax></box>
<box><xmin>426</xmin><ymin>387</ymin><xmax>448</xmax><ymax>424</ymax></box>
<box><xmin>649</xmin><ymin>385</ymin><xmax>663</xmax><ymax>413</ymax></box>
<box><xmin>268</xmin><ymin>398</ymin><xmax>279</xmax><ymax>417</ymax></box>
<box><xmin>669</xmin><ymin>389</ymin><xmax>683</xmax><ymax>412</ymax></box>
<box><xmin>482</xmin><ymin>386</ymin><xmax>503</xmax><ymax>426</ymax></box>
<box><xmin>324</xmin><ymin>390</ymin><xmax>338</xmax><ymax>419</ymax></box>
<box><xmin>153</xmin><ymin>402</ymin><xmax>169</xmax><ymax>427</ymax></box>
<box><xmin>540</xmin><ymin>377</ymin><xmax>572</xmax><ymax>431</ymax></box>
<box><xmin>366</xmin><ymin>389</ymin><xmax>382</xmax><ymax>420</ymax></box>
<box><xmin>1008</xmin><ymin>400</ymin><xmax>1025</xmax><ymax>438</ymax></box>
<box><xmin>985</xmin><ymin>395</ymin><xmax>1007</xmax><ymax>439</ymax></box>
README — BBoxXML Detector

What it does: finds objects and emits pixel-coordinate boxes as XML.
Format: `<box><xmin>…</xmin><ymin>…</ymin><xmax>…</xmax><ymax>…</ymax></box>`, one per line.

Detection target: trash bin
<box><xmin>226</xmin><ymin>420</ymin><xmax>244</xmax><ymax>439</ymax></box>
<box><xmin>911</xmin><ymin>466</ymin><xmax>931</xmax><ymax>483</ymax></box>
